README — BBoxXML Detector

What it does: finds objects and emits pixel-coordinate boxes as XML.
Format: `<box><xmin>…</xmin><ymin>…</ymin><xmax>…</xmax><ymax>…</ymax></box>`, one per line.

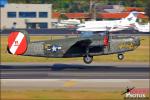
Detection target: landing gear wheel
<box><xmin>83</xmin><ymin>55</ymin><xmax>93</xmax><ymax>64</ymax></box>
<box><xmin>118</xmin><ymin>54</ymin><xmax>124</xmax><ymax>60</ymax></box>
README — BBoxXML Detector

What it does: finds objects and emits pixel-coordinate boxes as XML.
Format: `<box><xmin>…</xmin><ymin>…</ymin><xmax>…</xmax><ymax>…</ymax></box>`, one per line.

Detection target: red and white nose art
<box><xmin>8</xmin><ymin>31</ymin><xmax>27</xmax><ymax>55</ymax></box>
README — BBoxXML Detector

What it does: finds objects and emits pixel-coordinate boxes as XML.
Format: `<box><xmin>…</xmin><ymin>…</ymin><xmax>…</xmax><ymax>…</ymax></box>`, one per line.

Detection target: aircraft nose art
<box><xmin>8</xmin><ymin>31</ymin><xmax>27</xmax><ymax>55</ymax></box>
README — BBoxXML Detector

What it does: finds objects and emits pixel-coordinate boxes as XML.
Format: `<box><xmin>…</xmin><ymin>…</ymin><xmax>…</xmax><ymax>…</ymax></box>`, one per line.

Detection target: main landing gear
<box><xmin>117</xmin><ymin>54</ymin><xmax>124</xmax><ymax>60</ymax></box>
<box><xmin>83</xmin><ymin>47</ymin><xmax>93</xmax><ymax>64</ymax></box>
<box><xmin>83</xmin><ymin>55</ymin><xmax>93</xmax><ymax>64</ymax></box>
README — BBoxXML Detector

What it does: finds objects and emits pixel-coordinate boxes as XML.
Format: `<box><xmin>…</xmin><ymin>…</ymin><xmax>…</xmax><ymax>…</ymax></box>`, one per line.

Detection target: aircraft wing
<box><xmin>72</xmin><ymin>39</ymin><xmax>92</xmax><ymax>47</ymax></box>
<box><xmin>63</xmin><ymin>39</ymin><xmax>92</xmax><ymax>57</ymax></box>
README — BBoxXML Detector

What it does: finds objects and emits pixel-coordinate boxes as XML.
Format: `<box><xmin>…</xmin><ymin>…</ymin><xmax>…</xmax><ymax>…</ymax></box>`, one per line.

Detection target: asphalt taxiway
<box><xmin>1</xmin><ymin>63</ymin><xmax>149</xmax><ymax>79</ymax></box>
<box><xmin>1</xmin><ymin>79</ymin><xmax>149</xmax><ymax>90</ymax></box>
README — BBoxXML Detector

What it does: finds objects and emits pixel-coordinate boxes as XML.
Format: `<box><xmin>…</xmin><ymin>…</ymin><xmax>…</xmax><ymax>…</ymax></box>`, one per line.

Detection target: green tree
<box><xmin>59</xmin><ymin>14</ymin><xmax>68</xmax><ymax>20</ymax></box>
<box><xmin>145</xmin><ymin>0</ymin><xmax>150</xmax><ymax>21</ymax></box>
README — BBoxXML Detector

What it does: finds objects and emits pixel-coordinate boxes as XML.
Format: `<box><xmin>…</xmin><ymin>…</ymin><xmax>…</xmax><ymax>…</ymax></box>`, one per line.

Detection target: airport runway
<box><xmin>1</xmin><ymin>63</ymin><xmax>149</xmax><ymax>79</ymax></box>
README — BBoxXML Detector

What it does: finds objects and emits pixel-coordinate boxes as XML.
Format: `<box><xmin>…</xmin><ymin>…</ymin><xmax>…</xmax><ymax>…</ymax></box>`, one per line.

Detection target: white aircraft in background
<box><xmin>56</xmin><ymin>19</ymin><xmax>80</xmax><ymax>28</ymax></box>
<box><xmin>77</xmin><ymin>11</ymin><xmax>138</xmax><ymax>32</ymax></box>
<box><xmin>134</xmin><ymin>22</ymin><xmax>150</xmax><ymax>33</ymax></box>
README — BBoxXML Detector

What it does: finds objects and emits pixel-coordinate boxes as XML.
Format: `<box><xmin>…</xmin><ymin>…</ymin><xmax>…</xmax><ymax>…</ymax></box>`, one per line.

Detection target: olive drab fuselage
<box><xmin>7</xmin><ymin>30</ymin><xmax>140</xmax><ymax>64</ymax></box>
<box><xmin>23</xmin><ymin>34</ymin><xmax>140</xmax><ymax>58</ymax></box>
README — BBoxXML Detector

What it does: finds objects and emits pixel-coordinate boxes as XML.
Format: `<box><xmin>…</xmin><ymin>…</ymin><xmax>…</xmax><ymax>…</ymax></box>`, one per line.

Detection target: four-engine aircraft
<box><xmin>7</xmin><ymin>30</ymin><xmax>140</xmax><ymax>64</ymax></box>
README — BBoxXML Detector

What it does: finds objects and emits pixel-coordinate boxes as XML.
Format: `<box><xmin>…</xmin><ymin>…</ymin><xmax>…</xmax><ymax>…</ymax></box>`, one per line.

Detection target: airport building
<box><xmin>1</xmin><ymin>4</ymin><xmax>52</xmax><ymax>29</ymax></box>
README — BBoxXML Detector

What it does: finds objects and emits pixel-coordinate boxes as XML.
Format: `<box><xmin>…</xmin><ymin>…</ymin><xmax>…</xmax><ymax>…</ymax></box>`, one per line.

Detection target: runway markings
<box><xmin>63</xmin><ymin>80</ymin><xmax>77</xmax><ymax>87</ymax></box>
<box><xmin>1</xmin><ymin>79</ymin><xmax>149</xmax><ymax>90</ymax></box>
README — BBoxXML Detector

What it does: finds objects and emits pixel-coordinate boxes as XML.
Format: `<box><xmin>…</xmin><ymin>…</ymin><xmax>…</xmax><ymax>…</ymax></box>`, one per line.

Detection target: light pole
<box><xmin>89</xmin><ymin>0</ymin><xmax>97</xmax><ymax>20</ymax></box>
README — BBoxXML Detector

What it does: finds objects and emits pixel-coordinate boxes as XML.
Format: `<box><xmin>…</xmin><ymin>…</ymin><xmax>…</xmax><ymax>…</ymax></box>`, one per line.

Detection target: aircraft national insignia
<box><xmin>48</xmin><ymin>45</ymin><xmax>62</xmax><ymax>52</ymax></box>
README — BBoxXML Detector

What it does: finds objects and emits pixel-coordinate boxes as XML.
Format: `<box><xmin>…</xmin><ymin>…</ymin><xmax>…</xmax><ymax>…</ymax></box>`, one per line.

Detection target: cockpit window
<box><xmin>80</xmin><ymin>31</ymin><xmax>94</xmax><ymax>37</ymax></box>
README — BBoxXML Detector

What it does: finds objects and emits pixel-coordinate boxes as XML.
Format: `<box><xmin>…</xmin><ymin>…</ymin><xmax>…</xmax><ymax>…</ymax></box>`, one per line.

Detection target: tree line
<box><xmin>8</xmin><ymin>0</ymin><xmax>149</xmax><ymax>12</ymax></box>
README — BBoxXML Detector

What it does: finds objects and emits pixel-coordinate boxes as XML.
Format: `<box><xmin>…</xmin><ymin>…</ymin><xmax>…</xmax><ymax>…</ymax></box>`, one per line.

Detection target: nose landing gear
<box><xmin>117</xmin><ymin>54</ymin><xmax>124</xmax><ymax>60</ymax></box>
<box><xmin>83</xmin><ymin>55</ymin><xmax>93</xmax><ymax>64</ymax></box>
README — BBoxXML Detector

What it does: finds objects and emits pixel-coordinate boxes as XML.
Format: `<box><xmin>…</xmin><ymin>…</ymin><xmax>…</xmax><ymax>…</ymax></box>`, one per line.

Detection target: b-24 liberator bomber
<box><xmin>7</xmin><ymin>31</ymin><xmax>140</xmax><ymax>64</ymax></box>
